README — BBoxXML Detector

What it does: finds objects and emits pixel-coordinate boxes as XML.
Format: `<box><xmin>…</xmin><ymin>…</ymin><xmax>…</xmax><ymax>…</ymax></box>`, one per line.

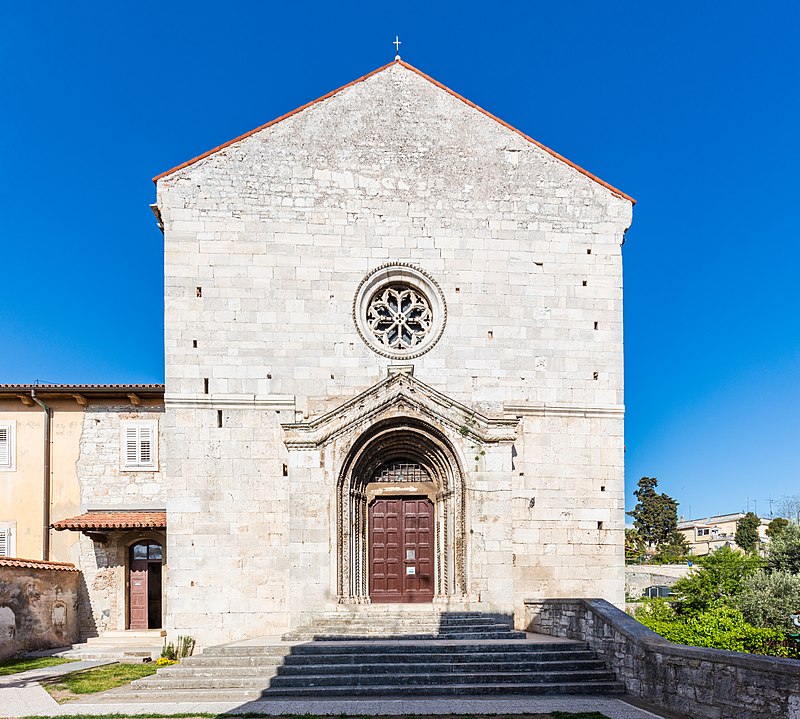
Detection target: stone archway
<box><xmin>336</xmin><ymin>417</ymin><xmax>467</xmax><ymax>603</ymax></box>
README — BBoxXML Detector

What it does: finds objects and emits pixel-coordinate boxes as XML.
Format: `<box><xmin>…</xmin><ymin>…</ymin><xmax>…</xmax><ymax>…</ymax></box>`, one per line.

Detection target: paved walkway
<box><xmin>0</xmin><ymin>660</ymin><xmax>113</xmax><ymax>717</ymax></box>
<box><xmin>0</xmin><ymin>687</ymin><xmax>668</xmax><ymax>719</ymax></box>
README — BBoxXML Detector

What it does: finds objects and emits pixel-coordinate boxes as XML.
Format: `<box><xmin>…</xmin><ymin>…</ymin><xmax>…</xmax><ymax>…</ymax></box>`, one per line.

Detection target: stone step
<box><xmin>133</xmin><ymin>669</ymin><xmax>616</xmax><ymax>691</ymax></box>
<box><xmin>282</xmin><ymin>631</ymin><xmax>528</xmax><ymax>641</ymax></box>
<box><xmin>155</xmin><ymin>659</ymin><xmax>609</xmax><ymax>681</ymax></box>
<box><xmin>92</xmin><ymin>630</ymin><xmax>166</xmax><ymax>639</ymax></box>
<box><xmin>202</xmin><ymin>640</ymin><xmax>583</xmax><ymax>657</ymax></box>
<box><xmin>258</xmin><ymin>681</ymin><xmax>626</xmax><ymax>697</ymax></box>
<box><xmin>183</xmin><ymin>649</ymin><xmax>599</xmax><ymax>667</ymax></box>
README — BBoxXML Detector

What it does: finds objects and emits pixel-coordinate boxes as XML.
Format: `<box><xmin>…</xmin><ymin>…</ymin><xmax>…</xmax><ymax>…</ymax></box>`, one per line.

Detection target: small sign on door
<box><xmin>406</xmin><ymin>549</ymin><xmax>415</xmax><ymax>560</ymax></box>
<box><xmin>406</xmin><ymin>566</ymin><xmax>416</xmax><ymax>575</ymax></box>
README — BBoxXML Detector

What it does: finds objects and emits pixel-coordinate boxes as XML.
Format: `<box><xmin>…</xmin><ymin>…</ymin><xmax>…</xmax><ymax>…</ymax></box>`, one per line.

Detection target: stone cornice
<box><xmin>282</xmin><ymin>374</ymin><xmax>518</xmax><ymax>449</ymax></box>
<box><xmin>504</xmin><ymin>403</ymin><xmax>624</xmax><ymax>418</ymax></box>
<box><xmin>164</xmin><ymin>393</ymin><xmax>295</xmax><ymax>411</ymax></box>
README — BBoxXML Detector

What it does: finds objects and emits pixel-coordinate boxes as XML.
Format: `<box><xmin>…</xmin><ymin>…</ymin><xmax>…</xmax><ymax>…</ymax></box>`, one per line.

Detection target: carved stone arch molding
<box><xmin>281</xmin><ymin>373</ymin><xmax>519</xmax><ymax>604</ymax></box>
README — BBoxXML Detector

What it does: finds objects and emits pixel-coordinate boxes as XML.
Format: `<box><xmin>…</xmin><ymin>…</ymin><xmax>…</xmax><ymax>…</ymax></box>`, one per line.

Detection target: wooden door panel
<box><xmin>129</xmin><ymin>560</ymin><xmax>149</xmax><ymax>629</ymax></box>
<box><xmin>370</xmin><ymin>497</ymin><xmax>434</xmax><ymax>603</ymax></box>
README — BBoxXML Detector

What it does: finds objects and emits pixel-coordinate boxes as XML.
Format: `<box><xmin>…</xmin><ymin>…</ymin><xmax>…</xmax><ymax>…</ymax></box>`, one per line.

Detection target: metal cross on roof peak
<box><xmin>393</xmin><ymin>35</ymin><xmax>401</xmax><ymax>60</ymax></box>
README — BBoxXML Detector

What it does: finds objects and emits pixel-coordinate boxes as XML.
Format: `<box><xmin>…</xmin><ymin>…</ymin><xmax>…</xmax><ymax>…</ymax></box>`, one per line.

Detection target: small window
<box><xmin>0</xmin><ymin>523</ymin><xmax>15</xmax><ymax>557</ymax></box>
<box><xmin>121</xmin><ymin>420</ymin><xmax>158</xmax><ymax>470</ymax></box>
<box><xmin>0</xmin><ymin>420</ymin><xmax>16</xmax><ymax>471</ymax></box>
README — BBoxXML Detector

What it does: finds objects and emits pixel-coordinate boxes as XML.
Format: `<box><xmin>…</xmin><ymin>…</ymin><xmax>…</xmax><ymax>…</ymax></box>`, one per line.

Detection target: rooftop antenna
<box><xmin>393</xmin><ymin>35</ymin><xmax>401</xmax><ymax>61</ymax></box>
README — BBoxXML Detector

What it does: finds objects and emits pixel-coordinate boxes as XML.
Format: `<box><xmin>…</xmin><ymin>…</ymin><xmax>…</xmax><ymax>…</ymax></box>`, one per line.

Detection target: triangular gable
<box><xmin>281</xmin><ymin>372</ymin><xmax>518</xmax><ymax>449</ymax></box>
<box><xmin>153</xmin><ymin>60</ymin><xmax>634</xmax><ymax>204</ymax></box>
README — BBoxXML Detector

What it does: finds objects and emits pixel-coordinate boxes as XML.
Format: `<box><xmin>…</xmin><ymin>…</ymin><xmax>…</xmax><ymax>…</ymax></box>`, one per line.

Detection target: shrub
<box><xmin>671</xmin><ymin>545</ymin><xmax>762</xmax><ymax>614</ymax></box>
<box><xmin>737</xmin><ymin>569</ymin><xmax>800</xmax><ymax>631</ymax></box>
<box><xmin>636</xmin><ymin>603</ymin><xmax>797</xmax><ymax>658</ymax></box>
<box><xmin>767</xmin><ymin>523</ymin><xmax>800</xmax><ymax>574</ymax></box>
<box><xmin>161</xmin><ymin>635</ymin><xmax>196</xmax><ymax>661</ymax></box>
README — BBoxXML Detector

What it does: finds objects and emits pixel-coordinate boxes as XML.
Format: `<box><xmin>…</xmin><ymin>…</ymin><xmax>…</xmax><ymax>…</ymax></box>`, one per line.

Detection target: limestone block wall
<box><xmin>77</xmin><ymin>404</ymin><xmax>165</xmax><ymax>507</ymax></box>
<box><xmin>0</xmin><ymin>561</ymin><xmax>80</xmax><ymax>659</ymax></box>
<box><xmin>157</xmin><ymin>62</ymin><xmax>633</xmax><ymax>644</ymax></box>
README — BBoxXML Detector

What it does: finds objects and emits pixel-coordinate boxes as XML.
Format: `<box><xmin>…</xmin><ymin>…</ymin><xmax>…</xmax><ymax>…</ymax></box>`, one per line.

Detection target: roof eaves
<box><xmin>152</xmin><ymin>60</ymin><xmax>634</xmax><ymax>204</ymax></box>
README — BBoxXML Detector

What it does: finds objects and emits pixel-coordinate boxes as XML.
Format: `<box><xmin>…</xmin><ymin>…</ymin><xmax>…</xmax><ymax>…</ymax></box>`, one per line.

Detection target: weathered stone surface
<box><xmin>0</xmin><ymin>564</ymin><xmax>80</xmax><ymax>659</ymax></box>
<box><xmin>157</xmin><ymin>62</ymin><xmax>633</xmax><ymax>645</ymax></box>
<box><xmin>525</xmin><ymin>598</ymin><xmax>800</xmax><ymax>719</ymax></box>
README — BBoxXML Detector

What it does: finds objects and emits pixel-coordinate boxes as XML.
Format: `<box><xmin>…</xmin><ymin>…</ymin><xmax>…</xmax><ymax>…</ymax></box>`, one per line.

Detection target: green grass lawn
<box><xmin>0</xmin><ymin>656</ymin><xmax>77</xmax><ymax>676</ymax></box>
<box><xmin>42</xmin><ymin>662</ymin><xmax>157</xmax><ymax>702</ymax></box>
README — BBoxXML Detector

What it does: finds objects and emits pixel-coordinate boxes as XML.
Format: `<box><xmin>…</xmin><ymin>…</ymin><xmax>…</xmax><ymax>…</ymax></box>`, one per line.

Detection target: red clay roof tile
<box><xmin>0</xmin><ymin>557</ymin><xmax>79</xmax><ymax>572</ymax></box>
<box><xmin>52</xmin><ymin>511</ymin><xmax>167</xmax><ymax>531</ymax></box>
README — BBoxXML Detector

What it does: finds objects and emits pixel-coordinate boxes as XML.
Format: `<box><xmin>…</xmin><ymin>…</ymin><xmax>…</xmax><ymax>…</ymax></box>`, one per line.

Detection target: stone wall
<box><xmin>525</xmin><ymin>598</ymin><xmax>800</xmax><ymax>719</ymax></box>
<box><xmin>625</xmin><ymin>563</ymin><xmax>691</xmax><ymax>599</ymax></box>
<box><xmin>0</xmin><ymin>560</ymin><xmax>80</xmax><ymax>659</ymax></box>
<box><xmin>78</xmin><ymin>404</ymin><xmax>165</xmax><ymax>507</ymax></box>
<box><xmin>157</xmin><ymin>62</ymin><xmax>632</xmax><ymax>644</ymax></box>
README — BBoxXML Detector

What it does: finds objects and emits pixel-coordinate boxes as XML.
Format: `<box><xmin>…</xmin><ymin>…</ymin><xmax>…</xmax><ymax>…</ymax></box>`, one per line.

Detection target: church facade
<box><xmin>155</xmin><ymin>60</ymin><xmax>633</xmax><ymax>645</ymax></box>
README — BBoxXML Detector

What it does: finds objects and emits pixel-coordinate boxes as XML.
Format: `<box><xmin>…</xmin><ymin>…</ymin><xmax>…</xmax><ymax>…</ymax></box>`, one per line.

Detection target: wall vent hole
<box><xmin>192</xmin><ymin>339</ymin><xmax>198</xmax><ymax>348</ymax></box>
<box><xmin>597</xmin><ymin>521</ymin><xmax>604</xmax><ymax>530</ymax></box>
<box><xmin>593</xmin><ymin>372</ymin><xmax>599</xmax><ymax>380</ymax></box>
<box><xmin>217</xmin><ymin>410</ymin><xmax>223</xmax><ymax>428</ymax></box>
<box><xmin>587</xmin><ymin>248</ymin><xmax>592</xmax><ymax>254</ymax></box>
<box><xmin>196</xmin><ymin>287</ymin><xmax>202</xmax><ymax>297</ymax></box>
<box><xmin>582</xmin><ymin>280</ymin><xmax>588</xmax><ymax>287</ymax></box>
<box><xmin>594</xmin><ymin>322</ymin><xmax>599</xmax><ymax>330</ymax></box>
<box><xmin>203</xmin><ymin>378</ymin><xmax>209</xmax><ymax>394</ymax></box>
<box><xmin>282</xmin><ymin>463</ymin><xmax>289</xmax><ymax>477</ymax></box>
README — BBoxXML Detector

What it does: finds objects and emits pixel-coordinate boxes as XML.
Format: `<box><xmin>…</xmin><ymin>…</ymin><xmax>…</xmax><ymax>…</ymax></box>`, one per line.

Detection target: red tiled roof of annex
<box><xmin>52</xmin><ymin>511</ymin><xmax>167</xmax><ymax>531</ymax></box>
<box><xmin>0</xmin><ymin>557</ymin><xmax>79</xmax><ymax>572</ymax></box>
<box><xmin>153</xmin><ymin>60</ymin><xmax>634</xmax><ymax>204</ymax></box>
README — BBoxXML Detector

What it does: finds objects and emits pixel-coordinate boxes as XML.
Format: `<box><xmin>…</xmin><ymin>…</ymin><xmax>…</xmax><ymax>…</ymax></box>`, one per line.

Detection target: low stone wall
<box><xmin>525</xmin><ymin>598</ymin><xmax>800</xmax><ymax>719</ymax></box>
<box><xmin>625</xmin><ymin>563</ymin><xmax>690</xmax><ymax>599</ymax></box>
<box><xmin>0</xmin><ymin>558</ymin><xmax>81</xmax><ymax>659</ymax></box>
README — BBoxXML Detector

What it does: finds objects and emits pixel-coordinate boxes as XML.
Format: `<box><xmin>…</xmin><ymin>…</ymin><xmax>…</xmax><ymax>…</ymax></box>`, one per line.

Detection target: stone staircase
<box><xmin>33</xmin><ymin>629</ymin><xmax>165</xmax><ymax>662</ymax></box>
<box><xmin>281</xmin><ymin>610</ymin><xmax>528</xmax><ymax>641</ymax></box>
<box><xmin>115</xmin><ymin>612</ymin><xmax>623</xmax><ymax>700</ymax></box>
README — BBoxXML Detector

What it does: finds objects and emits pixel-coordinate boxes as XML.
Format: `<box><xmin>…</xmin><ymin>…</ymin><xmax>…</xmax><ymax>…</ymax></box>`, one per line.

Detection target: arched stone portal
<box><xmin>336</xmin><ymin>417</ymin><xmax>467</xmax><ymax>603</ymax></box>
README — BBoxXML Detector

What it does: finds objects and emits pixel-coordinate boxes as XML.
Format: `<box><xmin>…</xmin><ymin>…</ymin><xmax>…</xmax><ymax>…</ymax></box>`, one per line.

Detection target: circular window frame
<box><xmin>353</xmin><ymin>263</ymin><xmax>447</xmax><ymax>360</ymax></box>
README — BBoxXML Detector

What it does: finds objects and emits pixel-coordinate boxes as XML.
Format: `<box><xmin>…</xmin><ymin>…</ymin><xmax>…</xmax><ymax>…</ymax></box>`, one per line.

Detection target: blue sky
<box><xmin>2</xmin><ymin>2</ymin><xmax>798</xmax><ymax>519</ymax></box>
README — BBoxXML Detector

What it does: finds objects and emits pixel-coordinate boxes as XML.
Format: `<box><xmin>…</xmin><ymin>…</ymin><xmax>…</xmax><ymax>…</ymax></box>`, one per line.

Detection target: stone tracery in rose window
<box><xmin>366</xmin><ymin>285</ymin><xmax>433</xmax><ymax>351</ymax></box>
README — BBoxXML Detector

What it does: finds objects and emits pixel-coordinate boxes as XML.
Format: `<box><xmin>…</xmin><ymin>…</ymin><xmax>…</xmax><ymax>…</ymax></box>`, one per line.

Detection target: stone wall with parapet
<box><xmin>525</xmin><ymin>598</ymin><xmax>800</xmax><ymax>719</ymax></box>
<box><xmin>624</xmin><ymin>563</ymin><xmax>691</xmax><ymax>599</ymax></box>
<box><xmin>0</xmin><ymin>560</ymin><xmax>80</xmax><ymax>659</ymax></box>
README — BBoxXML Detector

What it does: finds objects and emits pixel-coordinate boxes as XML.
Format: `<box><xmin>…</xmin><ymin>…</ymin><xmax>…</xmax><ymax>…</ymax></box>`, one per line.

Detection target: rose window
<box><xmin>353</xmin><ymin>264</ymin><xmax>446</xmax><ymax>359</ymax></box>
<box><xmin>366</xmin><ymin>285</ymin><xmax>432</xmax><ymax>351</ymax></box>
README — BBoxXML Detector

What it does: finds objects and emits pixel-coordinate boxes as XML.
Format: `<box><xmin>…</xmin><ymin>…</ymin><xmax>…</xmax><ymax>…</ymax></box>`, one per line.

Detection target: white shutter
<box><xmin>0</xmin><ymin>528</ymin><xmax>7</xmax><ymax>557</ymax></box>
<box><xmin>139</xmin><ymin>425</ymin><xmax>152</xmax><ymax>465</ymax></box>
<box><xmin>125</xmin><ymin>425</ymin><xmax>139</xmax><ymax>466</ymax></box>
<box><xmin>0</xmin><ymin>427</ymin><xmax>8</xmax><ymax>468</ymax></box>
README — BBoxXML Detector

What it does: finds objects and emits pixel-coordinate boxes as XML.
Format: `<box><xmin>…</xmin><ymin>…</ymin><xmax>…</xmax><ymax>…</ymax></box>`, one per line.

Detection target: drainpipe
<box><xmin>31</xmin><ymin>389</ymin><xmax>52</xmax><ymax>561</ymax></box>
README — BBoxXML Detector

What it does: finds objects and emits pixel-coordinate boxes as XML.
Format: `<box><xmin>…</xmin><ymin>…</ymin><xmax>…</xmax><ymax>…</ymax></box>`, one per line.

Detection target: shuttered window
<box><xmin>0</xmin><ymin>525</ymin><xmax>14</xmax><ymax>557</ymax></box>
<box><xmin>0</xmin><ymin>421</ymin><xmax>15</xmax><ymax>471</ymax></box>
<box><xmin>121</xmin><ymin>421</ymin><xmax>158</xmax><ymax>469</ymax></box>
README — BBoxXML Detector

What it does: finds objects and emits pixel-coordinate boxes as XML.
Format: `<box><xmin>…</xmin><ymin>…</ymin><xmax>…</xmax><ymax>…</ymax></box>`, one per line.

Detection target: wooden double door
<box><xmin>369</xmin><ymin>497</ymin><xmax>434</xmax><ymax>603</ymax></box>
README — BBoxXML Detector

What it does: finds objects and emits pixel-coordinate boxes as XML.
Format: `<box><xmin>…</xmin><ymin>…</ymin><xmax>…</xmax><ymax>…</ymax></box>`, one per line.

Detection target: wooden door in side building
<box><xmin>369</xmin><ymin>497</ymin><xmax>434</xmax><ymax>603</ymax></box>
<box><xmin>128</xmin><ymin>541</ymin><xmax>163</xmax><ymax>629</ymax></box>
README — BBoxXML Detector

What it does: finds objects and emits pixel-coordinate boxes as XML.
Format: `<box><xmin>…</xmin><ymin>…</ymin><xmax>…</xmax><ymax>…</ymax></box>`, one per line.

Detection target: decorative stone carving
<box><xmin>353</xmin><ymin>263</ymin><xmax>446</xmax><ymax>359</ymax></box>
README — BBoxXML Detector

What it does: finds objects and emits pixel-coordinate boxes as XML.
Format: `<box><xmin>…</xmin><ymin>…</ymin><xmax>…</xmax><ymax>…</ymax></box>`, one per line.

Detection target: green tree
<box><xmin>735</xmin><ymin>512</ymin><xmax>762</xmax><ymax>553</ymax></box>
<box><xmin>627</xmin><ymin>476</ymin><xmax>681</xmax><ymax>548</ymax></box>
<box><xmin>766</xmin><ymin>523</ymin><xmax>800</xmax><ymax>574</ymax></box>
<box><xmin>736</xmin><ymin>569</ymin><xmax>800</xmax><ymax>631</ymax></box>
<box><xmin>766</xmin><ymin>517</ymin><xmax>789</xmax><ymax>539</ymax></box>
<box><xmin>671</xmin><ymin>545</ymin><xmax>762</xmax><ymax>615</ymax></box>
<box><xmin>652</xmin><ymin>530</ymin><xmax>690</xmax><ymax>563</ymax></box>
<box><xmin>625</xmin><ymin>528</ymin><xmax>645</xmax><ymax>562</ymax></box>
